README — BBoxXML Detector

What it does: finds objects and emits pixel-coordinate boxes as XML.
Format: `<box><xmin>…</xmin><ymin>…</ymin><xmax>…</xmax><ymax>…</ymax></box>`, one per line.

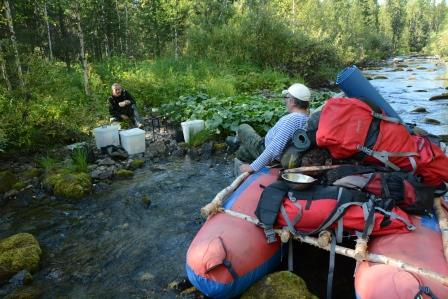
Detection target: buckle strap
<box><xmin>375</xmin><ymin>206</ymin><xmax>416</xmax><ymax>231</ymax></box>
<box><xmin>414</xmin><ymin>285</ymin><xmax>439</xmax><ymax>299</ymax></box>
<box><xmin>326</xmin><ymin>232</ymin><xmax>337</xmax><ymax>299</ymax></box>
<box><xmin>281</xmin><ymin>205</ymin><xmax>298</xmax><ymax>236</ymax></box>
<box><xmin>263</xmin><ymin>226</ymin><xmax>277</xmax><ymax>244</ymax></box>
<box><xmin>357</xmin><ymin>145</ymin><xmax>401</xmax><ymax>171</ymax></box>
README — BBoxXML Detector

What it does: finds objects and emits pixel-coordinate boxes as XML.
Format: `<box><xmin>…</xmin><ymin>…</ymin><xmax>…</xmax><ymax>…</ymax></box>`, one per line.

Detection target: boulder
<box><xmin>115</xmin><ymin>169</ymin><xmax>134</xmax><ymax>179</ymax></box>
<box><xmin>146</xmin><ymin>140</ymin><xmax>167</xmax><ymax>159</ymax></box>
<box><xmin>373</xmin><ymin>75</ymin><xmax>388</xmax><ymax>80</ymax></box>
<box><xmin>129</xmin><ymin>159</ymin><xmax>145</xmax><ymax>170</ymax></box>
<box><xmin>44</xmin><ymin>172</ymin><xmax>91</xmax><ymax>199</ymax></box>
<box><xmin>0</xmin><ymin>233</ymin><xmax>41</xmax><ymax>284</ymax></box>
<box><xmin>0</xmin><ymin>171</ymin><xmax>18</xmax><ymax>193</ymax></box>
<box><xmin>4</xmin><ymin>286</ymin><xmax>43</xmax><ymax>299</ymax></box>
<box><xmin>8</xmin><ymin>270</ymin><xmax>33</xmax><ymax>288</ymax></box>
<box><xmin>423</xmin><ymin>118</ymin><xmax>441</xmax><ymax>125</ymax></box>
<box><xmin>411</xmin><ymin>107</ymin><xmax>427</xmax><ymax>113</ymax></box>
<box><xmin>23</xmin><ymin>168</ymin><xmax>41</xmax><ymax>179</ymax></box>
<box><xmin>97</xmin><ymin>157</ymin><xmax>116</xmax><ymax>166</ymax></box>
<box><xmin>201</xmin><ymin>142</ymin><xmax>213</xmax><ymax>160</ymax></box>
<box><xmin>241</xmin><ymin>271</ymin><xmax>317</xmax><ymax>299</ymax></box>
<box><xmin>429</xmin><ymin>93</ymin><xmax>448</xmax><ymax>101</ymax></box>
<box><xmin>212</xmin><ymin>143</ymin><xmax>227</xmax><ymax>153</ymax></box>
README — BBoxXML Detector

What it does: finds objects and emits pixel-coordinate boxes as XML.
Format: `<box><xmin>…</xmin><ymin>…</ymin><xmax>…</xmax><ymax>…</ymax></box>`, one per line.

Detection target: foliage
<box><xmin>185</xmin><ymin>4</ymin><xmax>341</xmax><ymax>84</ymax></box>
<box><xmin>37</xmin><ymin>155</ymin><xmax>57</xmax><ymax>171</ymax></box>
<box><xmin>0</xmin><ymin>0</ymin><xmax>447</xmax><ymax>154</ymax></box>
<box><xmin>161</xmin><ymin>93</ymin><xmax>285</xmax><ymax>136</ymax></box>
<box><xmin>188</xmin><ymin>128</ymin><xmax>216</xmax><ymax>146</ymax></box>
<box><xmin>70</xmin><ymin>147</ymin><xmax>89</xmax><ymax>173</ymax></box>
<box><xmin>162</xmin><ymin>91</ymin><xmax>331</xmax><ymax>137</ymax></box>
<box><xmin>428</xmin><ymin>13</ymin><xmax>448</xmax><ymax>57</ymax></box>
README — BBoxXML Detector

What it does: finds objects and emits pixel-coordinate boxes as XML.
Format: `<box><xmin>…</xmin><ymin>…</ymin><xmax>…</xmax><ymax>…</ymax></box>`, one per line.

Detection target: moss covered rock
<box><xmin>0</xmin><ymin>233</ymin><xmax>42</xmax><ymax>284</ymax></box>
<box><xmin>0</xmin><ymin>171</ymin><xmax>18</xmax><ymax>193</ymax></box>
<box><xmin>5</xmin><ymin>286</ymin><xmax>43</xmax><ymax>299</ymax></box>
<box><xmin>115</xmin><ymin>169</ymin><xmax>134</xmax><ymax>178</ymax></box>
<box><xmin>12</xmin><ymin>181</ymin><xmax>27</xmax><ymax>191</ymax></box>
<box><xmin>241</xmin><ymin>271</ymin><xmax>317</xmax><ymax>299</ymax></box>
<box><xmin>129</xmin><ymin>159</ymin><xmax>145</xmax><ymax>170</ymax></box>
<box><xmin>44</xmin><ymin>172</ymin><xmax>91</xmax><ymax>199</ymax></box>
<box><xmin>23</xmin><ymin>168</ymin><xmax>42</xmax><ymax>179</ymax></box>
<box><xmin>213</xmin><ymin>143</ymin><xmax>227</xmax><ymax>153</ymax></box>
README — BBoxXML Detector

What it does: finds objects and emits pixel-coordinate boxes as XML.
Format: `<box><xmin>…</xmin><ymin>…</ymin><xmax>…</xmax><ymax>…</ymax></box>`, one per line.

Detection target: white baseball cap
<box><xmin>282</xmin><ymin>83</ymin><xmax>311</xmax><ymax>102</ymax></box>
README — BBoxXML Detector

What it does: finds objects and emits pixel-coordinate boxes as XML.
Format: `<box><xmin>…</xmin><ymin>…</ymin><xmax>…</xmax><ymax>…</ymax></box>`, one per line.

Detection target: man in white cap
<box><xmin>237</xmin><ymin>83</ymin><xmax>311</xmax><ymax>173</ymax></box>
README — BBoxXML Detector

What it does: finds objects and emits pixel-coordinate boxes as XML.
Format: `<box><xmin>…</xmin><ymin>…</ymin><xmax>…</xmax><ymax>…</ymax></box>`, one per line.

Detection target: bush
<box><xmin>185</xmin><ymin>6</ymin><xmax>341</xmax><ymax>85</ymax></box>
<box><xmin>161</xmin><ymin>93</ymin><xmax>286</xmax><ymax>136</ymax></box>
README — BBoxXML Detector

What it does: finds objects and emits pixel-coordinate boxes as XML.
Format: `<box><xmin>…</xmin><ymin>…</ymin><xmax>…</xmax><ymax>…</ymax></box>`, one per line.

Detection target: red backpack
<box><xmin>315</xmin><ymin>97</ymin><xmax>448</xmax><ymax>186</ymax></box>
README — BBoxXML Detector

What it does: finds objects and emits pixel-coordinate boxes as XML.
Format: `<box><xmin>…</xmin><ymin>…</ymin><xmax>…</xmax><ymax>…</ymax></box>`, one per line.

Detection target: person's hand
<box><xmin>120</xmin><ymin>114</ymin><xmax>129</xmax><ymax>120</ymax></box>
<box><xmin>240</xmin><ymin>164</ymin><xmax>254</xmax><ymax>173</ymax></box>
<box><xmin>118</xmin><ymin>101</ymin><xmax>126</xmax><ymax>107</ymax></box>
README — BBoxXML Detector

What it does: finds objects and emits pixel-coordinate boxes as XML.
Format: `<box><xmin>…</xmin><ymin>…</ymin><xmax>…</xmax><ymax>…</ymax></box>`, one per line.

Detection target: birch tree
<box><xmin>3</xmin><ymin>0</ymin><xmax>25</xmax><ymax>91</ymax></box>
<box><xmin>74</xmin><ymin>2</ymin><xmax>90</xmax><ymax>96</ymax></box>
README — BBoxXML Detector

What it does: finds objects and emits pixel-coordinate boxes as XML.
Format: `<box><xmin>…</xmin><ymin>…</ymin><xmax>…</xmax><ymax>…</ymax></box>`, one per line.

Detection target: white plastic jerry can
<box><xmin>119</xmin><ymin>128</ymin><xmax>146</xmax><ymax>155</ymax></box>
<box><xmin>181</xmin><ymin>120</ymin><xmax>205</xmax><ymax>143</ymax></box>
<box><xmin>92</xmin><ymin>125</ymin><xmax>120</xmax><ymax>149</ymax></box>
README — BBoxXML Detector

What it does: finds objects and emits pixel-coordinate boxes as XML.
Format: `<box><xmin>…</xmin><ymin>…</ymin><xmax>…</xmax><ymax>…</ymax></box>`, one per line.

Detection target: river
<box><xmin>0</xmin><ymin>55</ymin><xmax>447</xmax><ymax>299</ymax></box>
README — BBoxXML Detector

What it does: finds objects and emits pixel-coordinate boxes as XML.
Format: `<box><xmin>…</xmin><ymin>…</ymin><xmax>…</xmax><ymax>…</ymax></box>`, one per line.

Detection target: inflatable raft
<box><xmin>355</xmin><ymin>212</ymin><xmax>448</xmax><ymax>299</ymax></box>
<box><xmin>186</xmin><ymin>167</ymin><xmax>282</xmax><ymax>298</ymax></box>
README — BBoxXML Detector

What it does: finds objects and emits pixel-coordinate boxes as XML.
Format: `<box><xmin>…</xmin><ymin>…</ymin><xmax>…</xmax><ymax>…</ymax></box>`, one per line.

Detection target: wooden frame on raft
<box><xmin>434</xmin><ymin>197</ymin><xmax>448</xmax><ymax>264</ymax></box>
<box><xmin>200</xmin><ymin>172</ymin><xmax>448</xmax><ymax>287</ymax></box>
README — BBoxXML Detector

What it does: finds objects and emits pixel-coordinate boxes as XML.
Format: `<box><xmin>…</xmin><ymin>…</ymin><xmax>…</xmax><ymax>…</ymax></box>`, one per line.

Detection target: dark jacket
<box><xmin>108</xmin><ymin>90</ymin><xmax>136</xmax><ymax>118</ymax></box>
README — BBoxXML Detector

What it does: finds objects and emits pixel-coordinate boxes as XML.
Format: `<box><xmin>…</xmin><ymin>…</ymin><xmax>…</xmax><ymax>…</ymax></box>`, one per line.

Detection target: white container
<box><xmin>181</xmin><ymin>120</ymin><xmax>205</xmax><ymax>143</ymax></box>
<box><xmin>92</xmin><ymin>125</ymin><xmax>120</xmax><ymax>149</ymax></box>
<box><xmin>119</xmin><ymin>128</ymin><xmax>146</xmax><ymax>155</ymax></box>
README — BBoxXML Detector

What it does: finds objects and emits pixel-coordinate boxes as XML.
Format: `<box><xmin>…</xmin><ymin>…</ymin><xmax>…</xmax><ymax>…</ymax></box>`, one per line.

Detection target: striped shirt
<box><xmin>250</xmin><ymin>112</ymin><xmax>309</xmax><ymax>172</ymax></box>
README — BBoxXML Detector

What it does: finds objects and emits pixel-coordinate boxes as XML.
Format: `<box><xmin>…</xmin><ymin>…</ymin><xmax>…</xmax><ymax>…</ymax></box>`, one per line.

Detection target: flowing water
<box><xmin>0</xmin><ymin>157</ymin><xmax>234</xmax><ymax>298</ymax></box>
<box><xmin>361</xmin><ymin>55</ymin><xmax>448</xmax><ymax>136</ymax></box>
<box><xmin>0</xmin><ymin>56</ymin><xmax>447</xmax><ymax>299</ymax></box>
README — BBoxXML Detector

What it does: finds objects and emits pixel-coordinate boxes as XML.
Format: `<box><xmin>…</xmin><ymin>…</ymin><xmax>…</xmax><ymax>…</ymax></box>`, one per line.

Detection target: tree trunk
<box><xmin>3</xmin><ymin>0</ymin><xmax>25</xmax><ymax>91</ymax></box>
<box><xmin>44</xmin><ymin>1</ymin><xmax>53</xmax><ymax>60</ymax></box>
<box><xmin>0</xmin><ymin>43</ymin><xmax>12</xmax><ymax>91</ymax></box>
<box><xmin>74</xmin><ymin>3</ymin><xmax>90</xmax><ymax>96</ymax></box>
<box><xmin>174</xmin><ymin>26</ymin><xmax>179</xmax><ymax>60</ymax></box>
<box><xmin>125</xmin><ymin>1</ymin><xmax>129</xmax><ymax>55</ymax></box>
<box><xmin>57</xmin><ymin>2</ymin><xmax>71</xmax><ymax>71</ymax></box>
<box><xmin>101</xmin><ymin>1</ymin><xmax>110</xmax><ymax>57</ymax></box>
<box><xmin>115</xmin><ymin>0</ymin><xmax>123</xmax><ymax>53</ymax></box>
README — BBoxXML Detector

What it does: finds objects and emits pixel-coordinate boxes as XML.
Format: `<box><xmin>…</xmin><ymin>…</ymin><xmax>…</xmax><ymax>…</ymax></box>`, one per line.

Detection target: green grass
<box><xmin>0</xmin><ymin>55</ymin><xmax>300</xmax><ymax>153</ymax></box>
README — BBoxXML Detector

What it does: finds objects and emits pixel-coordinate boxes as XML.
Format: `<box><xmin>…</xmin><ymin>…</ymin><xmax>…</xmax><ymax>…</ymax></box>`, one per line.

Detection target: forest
<box><xmin>1</xmin><ymin>0</ymin><xmax>448</xmax><ymax>154</ymax></box>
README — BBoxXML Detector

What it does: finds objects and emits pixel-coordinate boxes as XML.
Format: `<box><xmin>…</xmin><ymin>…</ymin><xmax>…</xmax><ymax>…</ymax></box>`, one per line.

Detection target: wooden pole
<box><xmin>218</xmin><ymin>208</ymin><xmax>448</xmax><ymax>286</ymax></box>
<box><xmin>201</xmin><ymin>172</ymin><xmax>250</xmax><ymax>218</ymax></box>
<box><xmin>434</xmin><ymin>197</ymin><xmax>448</xmax><ymax>264</ymax></box>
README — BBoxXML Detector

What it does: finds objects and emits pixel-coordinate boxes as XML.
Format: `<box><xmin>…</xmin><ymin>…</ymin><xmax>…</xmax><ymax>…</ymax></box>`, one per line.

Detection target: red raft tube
<box><xmin>186</xmin><ymin>168</ymin><xmax>282</xmax><ymax>298</ymax></box>
<box><xmin>355</xmin><ymin>212</ymin><xmax>448</xmax><ymax>299</ymax></box>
